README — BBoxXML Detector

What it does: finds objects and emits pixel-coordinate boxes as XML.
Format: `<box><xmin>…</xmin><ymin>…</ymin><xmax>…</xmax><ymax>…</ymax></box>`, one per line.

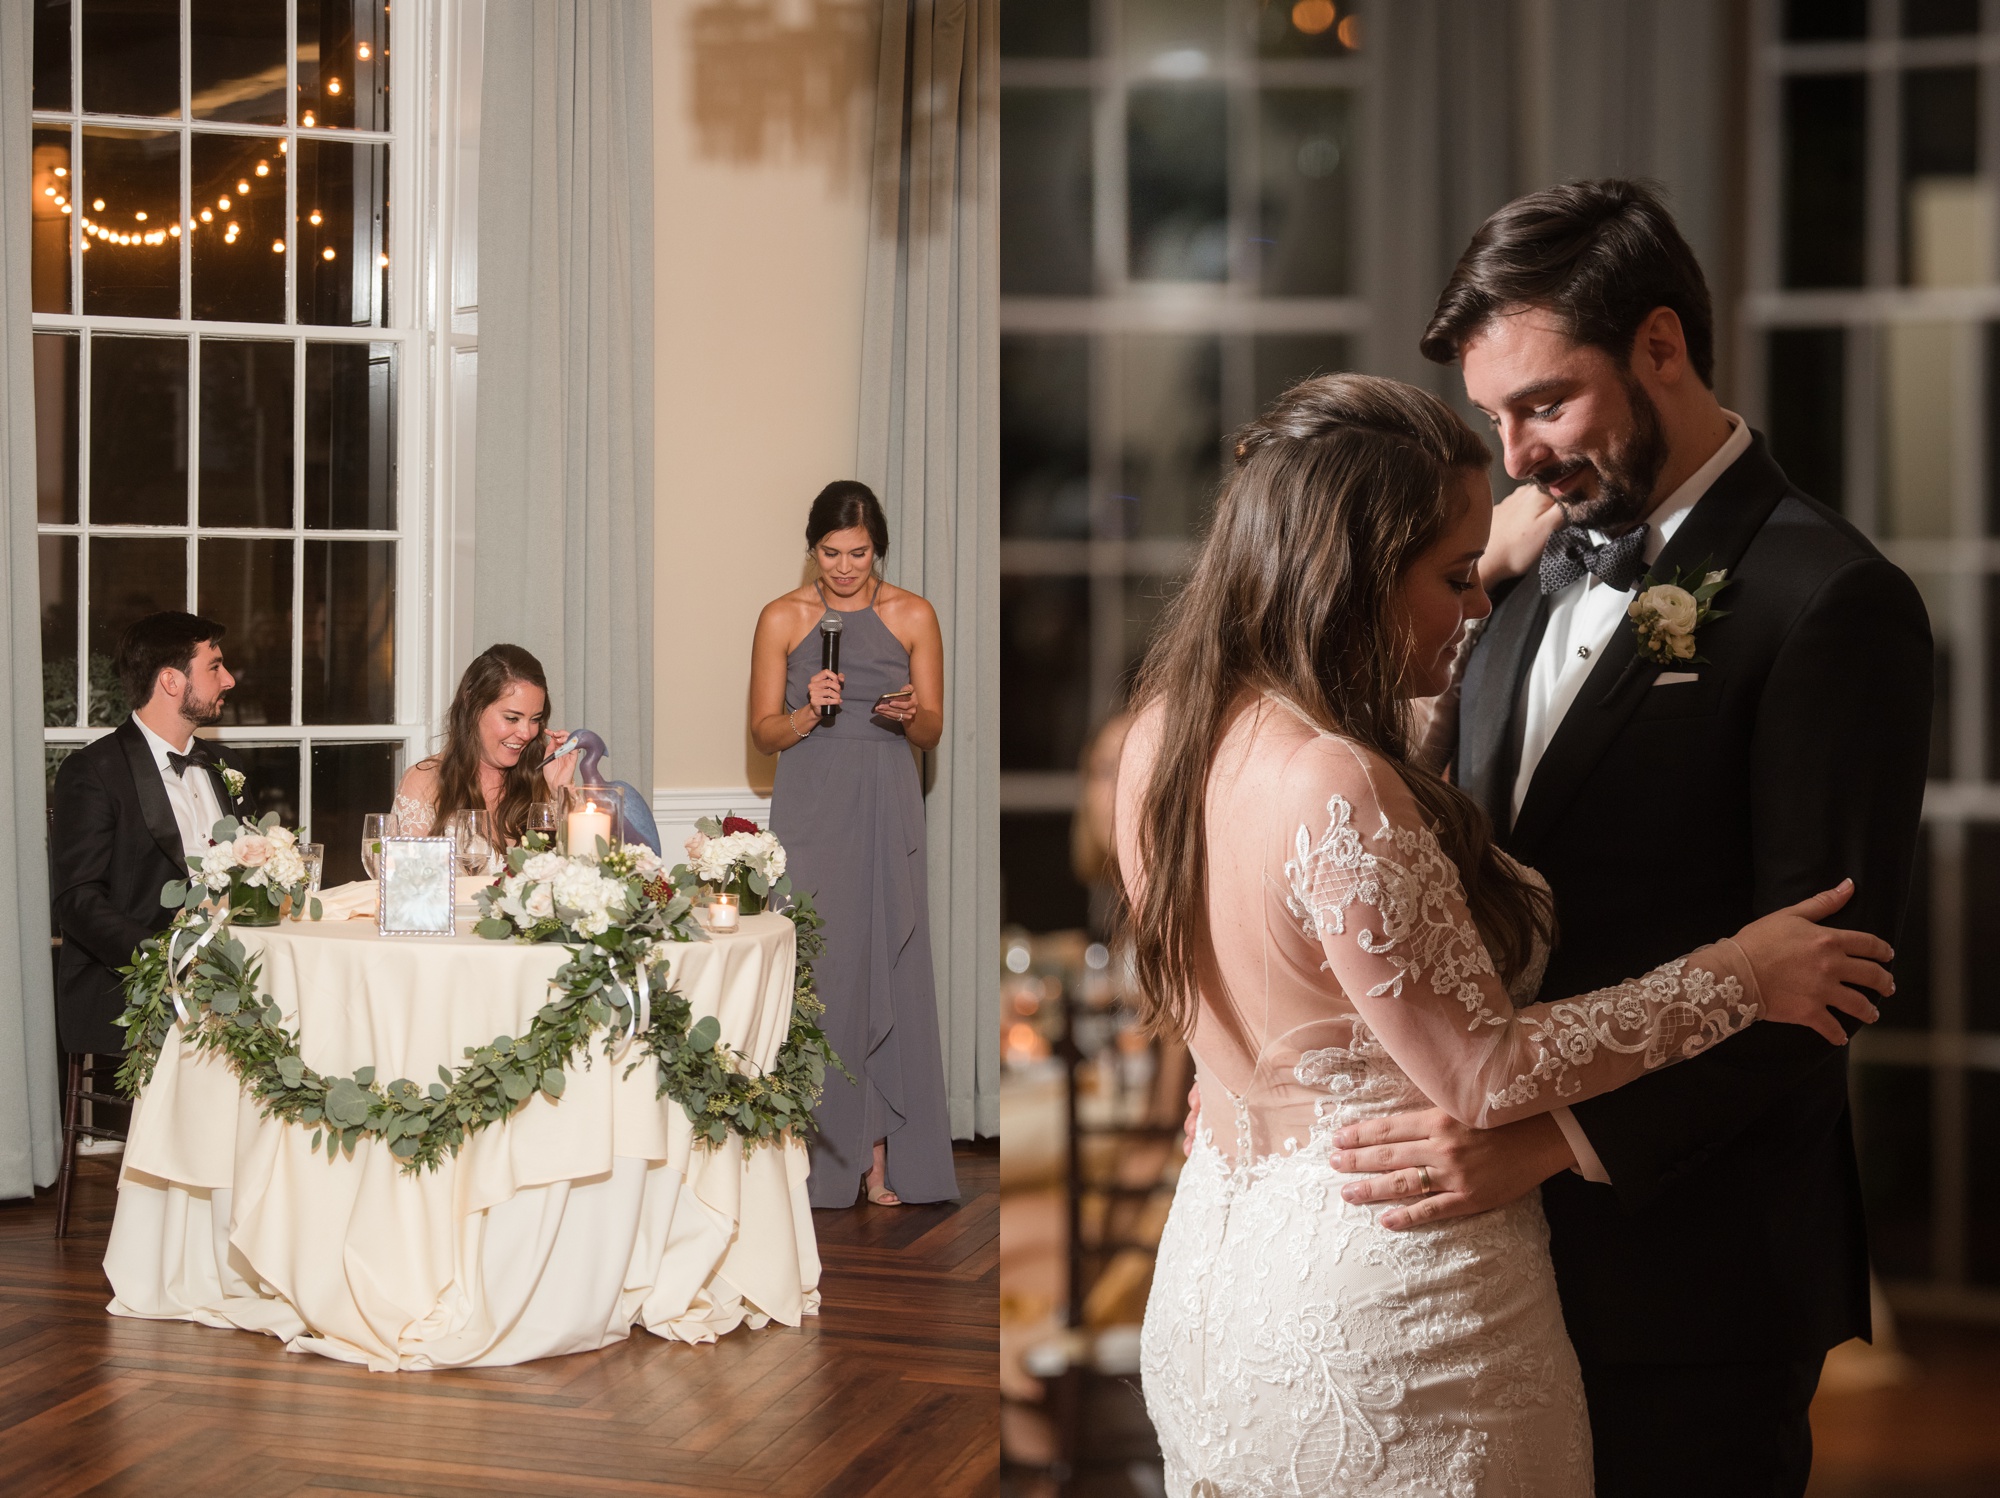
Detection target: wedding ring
<box><xmin>1416</xmin><ymin>1165</ymin><xmax>1435</xmax><ymax>1195</ymax></box>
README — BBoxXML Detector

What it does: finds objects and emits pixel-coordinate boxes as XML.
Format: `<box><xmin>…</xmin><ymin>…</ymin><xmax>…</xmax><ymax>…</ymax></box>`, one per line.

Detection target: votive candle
<box><xmin>708</xmin><ymin>892</ymin><xmax>740</xmax><ymax>933</ymax></box>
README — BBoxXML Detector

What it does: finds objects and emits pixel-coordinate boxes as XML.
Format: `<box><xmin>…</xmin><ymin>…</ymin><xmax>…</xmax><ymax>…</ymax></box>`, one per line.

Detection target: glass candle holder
<box><xmin>707</xmin><ymin>891</ymin><xmax>740</xmax><ymax>932</ymax></box>
<box><xmin>558</xmin><ymin>785</ymin><xmax>623</xmax><ymax>858</ymax></box>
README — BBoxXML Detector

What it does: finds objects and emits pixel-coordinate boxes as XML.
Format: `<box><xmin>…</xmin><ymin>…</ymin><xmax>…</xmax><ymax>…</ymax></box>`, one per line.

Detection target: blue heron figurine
<box><xmin>557</xmin><ymin>730</ymin><xmax>661</xmax><ymax>854</ymax></box>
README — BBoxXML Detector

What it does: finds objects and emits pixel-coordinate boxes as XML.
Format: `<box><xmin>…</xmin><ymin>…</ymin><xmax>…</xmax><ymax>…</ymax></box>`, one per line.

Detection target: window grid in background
<box><xmin>29</xmin><ymin>0</ymin><xmax>411</xmax><ymax>886</ymax></box>
<box><xmin>999</xmin><ymin>0</ymin><xmax>1367</xmax><ymax>932</ymax></box>
<box><xmin>1746</xmin><ymin>0</ymin><xmax>2000</xmax><ymax>1318</ymax></box>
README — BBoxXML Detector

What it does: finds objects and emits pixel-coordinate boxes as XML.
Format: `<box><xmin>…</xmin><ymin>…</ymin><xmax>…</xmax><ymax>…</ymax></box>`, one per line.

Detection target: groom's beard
<box><xmin>1528</xmin><ymin>371</ymin><xmax>1669</xmax><ymax>535</ymax></box>
<box><xmin>181</xmin><ymin>686</ymin><xmax>227</xmax><ymax>728</ymax></box>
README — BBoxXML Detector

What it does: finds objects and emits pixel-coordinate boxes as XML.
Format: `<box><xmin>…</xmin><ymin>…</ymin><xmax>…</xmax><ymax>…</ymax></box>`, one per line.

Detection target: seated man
<box><xmin>51</xmin><ymin>613</ymin><xmax>250</xmax><ymax>1058</ymax></box>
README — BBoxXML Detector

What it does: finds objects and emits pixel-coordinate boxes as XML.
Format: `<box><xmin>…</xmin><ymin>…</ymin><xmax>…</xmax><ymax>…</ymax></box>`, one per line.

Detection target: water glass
<box><xmin>301</xmin><ymin>842</ymin><xmax>325</xmax><ymax>892</ymax></box>
<box><xmin>361</xmin><ymin>812</ymin><xmax>397</xmax><ymax>881</ymax></box>
<box><xmin>446</xmin><ymin>809</ymin><xmax>499</xmax><ymax>877</ymax></box>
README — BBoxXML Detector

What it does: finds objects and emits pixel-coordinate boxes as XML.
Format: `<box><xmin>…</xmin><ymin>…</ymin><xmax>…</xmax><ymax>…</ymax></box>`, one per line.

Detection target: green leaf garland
<box><xmin>115</xmin><ymin>847</ymin><xmax>844</xmax><ymax>1172</ymax></box>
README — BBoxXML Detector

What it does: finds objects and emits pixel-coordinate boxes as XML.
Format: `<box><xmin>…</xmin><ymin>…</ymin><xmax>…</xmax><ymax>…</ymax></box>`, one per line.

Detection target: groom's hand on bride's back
<box><xmin>1730</xmin><ymin>878</ymin><xmax>1892</xmax><ymax>1045</ymax></box>
<box><xmin>1329</xmin><ymin>1110</ymin><xmax>1578</xmax><ymax>1230</ymax></box>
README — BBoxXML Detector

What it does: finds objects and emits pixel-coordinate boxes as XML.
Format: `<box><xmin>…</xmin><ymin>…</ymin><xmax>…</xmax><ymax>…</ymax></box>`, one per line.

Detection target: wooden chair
<box><xmin>54</xmin><ymin>1048</ymin><xmax>126</xmax><ymax>1239</ymax></box>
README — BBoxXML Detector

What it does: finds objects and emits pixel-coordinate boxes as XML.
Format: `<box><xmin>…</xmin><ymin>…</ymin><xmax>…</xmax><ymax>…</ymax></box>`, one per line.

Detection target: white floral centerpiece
<box><xmin>474</xmin><ymin>836</ymin><xmax>683</xmax><ymax>945</ymax></box>
<box><xmin>680</xmin><ymin>815</ymin><xmax>788</xmax><ymax>915</ymax></box>
<box><xmin>167</xmin><ymin>812</ymin><xmax>316</xmax><ymax>927</ymax></box>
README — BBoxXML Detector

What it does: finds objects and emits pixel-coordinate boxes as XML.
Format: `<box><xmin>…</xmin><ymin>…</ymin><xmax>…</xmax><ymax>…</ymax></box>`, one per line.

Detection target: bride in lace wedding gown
<box><xmin>1113</xmin><ymin>376</ymin><xmax>1887</xmax><ymax>1498</ymax></box>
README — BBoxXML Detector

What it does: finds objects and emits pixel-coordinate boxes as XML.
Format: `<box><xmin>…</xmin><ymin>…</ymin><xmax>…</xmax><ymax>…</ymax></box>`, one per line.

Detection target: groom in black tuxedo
<box><xmin>1331</xmin><ymin>182</ymin><xmax>1932</xmax><ymax>1496</ymax></box>
<box><xmin>51</xmin><ymin>612</ymin><xmax>250</xmax><ymax>1057</ymax></box>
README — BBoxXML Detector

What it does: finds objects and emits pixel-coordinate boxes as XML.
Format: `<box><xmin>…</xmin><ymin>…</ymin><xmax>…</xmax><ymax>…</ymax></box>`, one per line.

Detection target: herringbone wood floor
<box><xmin>0</xmin><ymin>1141</ymin><xmax>998</xmax><ymax>1497</ymax></box>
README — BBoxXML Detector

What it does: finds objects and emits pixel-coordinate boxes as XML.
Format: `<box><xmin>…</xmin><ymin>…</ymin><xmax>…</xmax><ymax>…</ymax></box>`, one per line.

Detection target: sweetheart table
<box><xmin>103</xmin><ymin>909</ymin><xmax>821</xmax><ymax>1371</ymax></box>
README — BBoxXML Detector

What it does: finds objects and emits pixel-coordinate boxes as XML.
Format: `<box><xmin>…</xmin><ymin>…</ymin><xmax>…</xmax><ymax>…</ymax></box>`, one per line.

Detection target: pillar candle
<box><xmin>566</xmin><ymin>800</ymin><xmax>612</xmax><ymax>856</ymax></box>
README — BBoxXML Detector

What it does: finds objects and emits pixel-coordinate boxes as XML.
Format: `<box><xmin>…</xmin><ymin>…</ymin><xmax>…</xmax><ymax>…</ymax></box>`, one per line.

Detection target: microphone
<box><xmin>818</xmin><ymin>611</ymin><xmax>842</xmax><ymax>725</ymax></box>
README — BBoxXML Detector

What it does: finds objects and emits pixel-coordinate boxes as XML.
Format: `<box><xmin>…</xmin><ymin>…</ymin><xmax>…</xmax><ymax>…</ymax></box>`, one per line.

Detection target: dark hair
<box><xmin>805</xmin><ymin>480</ymin><xmax>889</xmax><ymax>559</ymax></box>
<box><xmin>116</xmin><ymin>612</ymin><xmax>227</xmax><ymax>710</ymax></box>
<box><xmin>1420</xmin><ymin>179</ymin><xmax>1715</xmax><ymax>387</ymax></box>
<box><xmin>428</xmin><ymin>644</ymin><xmax>552</xmax><ymax>844</ymax></box>
<box><xmin>1124</xmin><ymin>374</ymin><xmax>1555</xmax><ymax>1042</ymax></box>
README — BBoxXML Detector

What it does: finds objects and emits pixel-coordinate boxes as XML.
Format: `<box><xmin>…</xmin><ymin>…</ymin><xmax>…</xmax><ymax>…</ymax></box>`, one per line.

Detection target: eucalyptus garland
<box><xmin>115</xmin><ymin>839</ymin><xmax>843</xmax><ymax>1172</ymax></box>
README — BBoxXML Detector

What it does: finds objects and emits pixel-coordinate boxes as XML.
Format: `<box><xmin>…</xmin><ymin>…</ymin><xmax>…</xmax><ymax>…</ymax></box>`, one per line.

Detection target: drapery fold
<box><xmin>475</xmin><ymin>0</ymin><xmax>656</xmax><ymax>792</ymax></box>
<box><xmin>857</xmin><ymin>0</ymin><xmax>1000</xmax><ymax>1139</ymax></box>
<box><xmin>0</xmin><ymin>0</ymin><xmax>63</xmax><ymax>1199</ymax></box>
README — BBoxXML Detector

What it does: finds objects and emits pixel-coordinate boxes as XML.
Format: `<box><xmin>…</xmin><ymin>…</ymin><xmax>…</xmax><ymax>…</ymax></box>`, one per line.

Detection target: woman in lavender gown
<box><xmin>748</xmin><ymin>482</ymin><xmax>960</xmax><ymax>1209</ymax></box>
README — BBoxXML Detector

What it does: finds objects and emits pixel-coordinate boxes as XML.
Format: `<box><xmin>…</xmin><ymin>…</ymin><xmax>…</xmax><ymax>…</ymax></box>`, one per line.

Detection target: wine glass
<box><xmin>361</xmin><ymin>812</ymin><xmax>397</xmax><ymax>881</ymax></box>
<box><xmin>524</xmin><ymin>801</ymin><xmax>557</xmax><ymax>847</ymax></box>
<box><xmin>446</xmin><ymin>809</ymin><xmax>499</xmax><ymax>877</ymax></box>
<box><xmin>301</xmin><ymin>842</ymin><xmax>325</xmax><ymax>892</ymax></box>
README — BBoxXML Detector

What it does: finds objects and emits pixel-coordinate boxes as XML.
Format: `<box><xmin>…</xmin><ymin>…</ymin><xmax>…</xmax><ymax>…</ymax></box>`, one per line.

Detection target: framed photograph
<box><xmin>377</xmin><ymin>836</ymin><xmax>458</xmax><ymax>936</ymax></box>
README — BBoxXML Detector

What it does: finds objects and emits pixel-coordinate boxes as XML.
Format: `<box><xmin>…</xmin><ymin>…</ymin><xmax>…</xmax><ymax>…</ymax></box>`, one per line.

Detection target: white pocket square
<box><xmin>1654</xmin><ymin>671</ymin><xmax>1700</xmax><ymax>686</ymax></box>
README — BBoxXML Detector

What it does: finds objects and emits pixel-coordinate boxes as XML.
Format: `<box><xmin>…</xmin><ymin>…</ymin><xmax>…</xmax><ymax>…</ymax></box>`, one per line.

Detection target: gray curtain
<box><xmin>0</xmin><ymin>0</ymin><xmax>62</xmax><ymax>1200</ymax></box>
<box><xmin>1368</xmin><ymin>0</ymin><xmax>1734</xmax><ymax>400</ymax></box>
<box><xmin>475</xmin><ymin>1</ymin><xmax>655</xmax><ymax>790</ymax></box>
<box><xmin>857</xmin><ymin>0</ymin><xmax>1000</xmax><ymax>1140</ymax></box>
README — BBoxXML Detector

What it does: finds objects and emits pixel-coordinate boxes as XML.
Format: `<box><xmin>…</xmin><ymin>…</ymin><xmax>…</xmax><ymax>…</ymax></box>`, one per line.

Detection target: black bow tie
<box><xmin>165</xmin><ymin>748</ymin><xmax>204</xmax><ymax>777</ymax></box>
<box><xmin>1538</xmin><ymin>523</ymin><xmax>1651</xmax><ymax>595</ymax></box>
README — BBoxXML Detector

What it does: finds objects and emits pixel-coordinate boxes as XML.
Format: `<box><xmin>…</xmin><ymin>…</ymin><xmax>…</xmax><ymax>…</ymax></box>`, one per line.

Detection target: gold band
<box><xmin>1416</xmin><ymin>1165</ymin><xmax>1434</xmax><ymax>1194</ymax></box>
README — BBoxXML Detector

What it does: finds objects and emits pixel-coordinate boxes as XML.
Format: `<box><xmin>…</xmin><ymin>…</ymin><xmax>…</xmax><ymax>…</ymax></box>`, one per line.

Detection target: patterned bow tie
<box><xmin>165</xmin><ymin>748</ymin><xmax>204</xmax><ymax>777</ymax></box>
<box><xmin>1538</xmin><ymin>523</ymin><xmax>1651</xmax><ymax>595</ymax></box>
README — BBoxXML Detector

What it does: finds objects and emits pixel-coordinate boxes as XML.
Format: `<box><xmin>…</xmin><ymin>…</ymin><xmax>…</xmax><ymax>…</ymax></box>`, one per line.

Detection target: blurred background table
<box><xmin>102</xmin><ymin>909</ymin><xmax>816</xmax><ymax>1371</ymax></box>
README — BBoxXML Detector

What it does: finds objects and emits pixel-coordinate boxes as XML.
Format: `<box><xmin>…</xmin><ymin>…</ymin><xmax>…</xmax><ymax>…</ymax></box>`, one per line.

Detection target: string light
<box><xmin>302</xmin><ymin>112</ymin><xmax>317</xmax><ymax>128</ymax></box>
<box><xmin>92</xmin><ymin>198</ymin><xmax>104</xmax><ymax>210</ymax></box>
<box><xmin>218</xmin><ymin>195</ymin><xmax>231</xmax><ymax>210</ymax></box>
<box><xmin>357</xmin><ymin>44</ymin><xmax>370</xmax><ymax>58</ymax></box>
<box><xmin>272</xmin><ymin>240</ymin><xmax>286</xmax><ymax>253</ymax></box>
<box><xmin>278</xmin><ymin>140</ymin><xmax>288</xmax><ymax>153</ymax></box>
<box><xmin>168</xmin><ymin>223</ymin><xmax>178</xmax><ymax>235</ymax></box>
<box><xmin>322</xmin><ymin>247</ymin><xmax>336</xmax><ymax>260</ymax></box>
<box><xmin>378</xmin><ymin>254</ymin><xmax>388</xmax><ymax>267</ymax></box>
<box><xmin>309</xmin><ymin>210</ymin><xmax>323</xmax><ymax>225</ymax></box>
<box><xmin>255</xmin><ymin>162</ymin><xmax>270</xmax><ymax>176</ymax></box>
<box><xmin>200</xmin><ymin>209</ymin><xmax>213</xmax><ymax>222</ymax></box>
<box><xmin>59</xmin><ymin>204</ymin><xmax>70</xmax><ymax>214</ymax></box>
<box><xmin>327</xmin><ymin>79</ymin><xmax>342</xmax><ymax>95</ymax></box>
<box><xmin>237</xmin><ymin>180</ymin><xmax>251</xmax><ymax>194</ymax></box>
<box><xmin>53</xmin><ymin>166</ymin><xmax>66</xmax><ymax>177</ymax></box>
<box><xmin>42</xmin><ymin>186</ymin><xmax>55</xmax><ymax>197</ymax></box>
<box><xmin>134</xmin><ymin>211</ymin><xmax>146</xmax><ymax>221</ymax></box>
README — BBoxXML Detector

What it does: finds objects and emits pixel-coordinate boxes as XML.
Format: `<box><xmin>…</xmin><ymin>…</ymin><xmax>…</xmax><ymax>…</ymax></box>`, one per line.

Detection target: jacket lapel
<box><xmin>1507</xmin><ymin>434</ymin><xmax>1792</xmax><ymax>864</ymax></box>
<box><xmin>1458</xmin><ymin>576</ymin><xmax>1549</xmax><ymax>839</ymax></box>
<box><xmin>196</xmin><ymin>745</ymin><xmax>246</xmax><ymax>822</ymax></box>
<box><xmin>117</xmin><ymin>717</ymin><xmax>192</xmax><ymax>872</ymax></box>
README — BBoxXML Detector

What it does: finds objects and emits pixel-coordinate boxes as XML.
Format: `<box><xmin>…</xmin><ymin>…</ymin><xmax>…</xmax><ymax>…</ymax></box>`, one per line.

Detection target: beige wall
<box><xmin>651</xmin><ymin>1</ymin><xmax>879</xmax><ymax>795</ymax></box>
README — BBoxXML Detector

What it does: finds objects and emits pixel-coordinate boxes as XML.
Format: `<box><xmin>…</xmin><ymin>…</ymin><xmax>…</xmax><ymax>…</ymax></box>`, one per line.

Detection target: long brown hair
<box><xmin>428</xmin><ymin>644</ymin><xmax>553</xmax><ymax>843</ymax></box>
<box><xmin>1126</xmin><ymin>373</ymin><xmax>1555</xmax><ymax>1041</ymax></box>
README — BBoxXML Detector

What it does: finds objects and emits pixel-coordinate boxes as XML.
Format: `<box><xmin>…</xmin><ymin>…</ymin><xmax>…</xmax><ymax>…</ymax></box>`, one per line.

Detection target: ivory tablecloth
<box><xmin>103</xmin><ymin>911</ymin><xmax>821</xmax><ymax>1371</ymax></box>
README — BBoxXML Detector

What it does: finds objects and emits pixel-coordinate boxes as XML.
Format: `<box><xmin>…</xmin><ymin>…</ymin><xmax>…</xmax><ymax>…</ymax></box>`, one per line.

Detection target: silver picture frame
<box><xmin>377</xmin><ymin>836</ymin><xmax>458</xmax><ymax>936</ymax></box>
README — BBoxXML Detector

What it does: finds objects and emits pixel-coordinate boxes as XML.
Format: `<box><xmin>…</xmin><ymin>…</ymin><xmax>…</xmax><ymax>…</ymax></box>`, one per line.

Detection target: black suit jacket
<box><xmin>1454</xmin><ymin>434</ymin><xmax>1932</xmax><ymax>1365</ymax></box>
<box><xmin>50</xmin><ymin>719</ymin><xmax>250</xmax><ymax>1055</ymax></box>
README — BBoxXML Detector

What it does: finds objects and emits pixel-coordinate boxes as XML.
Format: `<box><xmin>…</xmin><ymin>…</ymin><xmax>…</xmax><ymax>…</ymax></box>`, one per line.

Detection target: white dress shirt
<box><xmin>1512</xmin><ymin>413</ymin><xmax>1752</xmax><ymax>1185</ymax></box>
<box><xmin>133</xmin><ymin>715</ymin><xmax>227</xmax><ymax>862</ymax></box>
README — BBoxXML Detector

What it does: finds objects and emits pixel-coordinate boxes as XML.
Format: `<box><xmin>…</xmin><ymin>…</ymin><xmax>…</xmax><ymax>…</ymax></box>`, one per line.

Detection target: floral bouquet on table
<box><xmin>473</xmin><ymin>835</ymin><xmax>695</xmax><ymax>948</ymax></box>
<box><xmin>680</xmin><ymin>815</ymin><xmax>789</xmax><ymax>915</ymax></box>
<box><xmin>169</xmin><ymin>812</ymin><xmax>319</xmax><ymax>928</ymax></box>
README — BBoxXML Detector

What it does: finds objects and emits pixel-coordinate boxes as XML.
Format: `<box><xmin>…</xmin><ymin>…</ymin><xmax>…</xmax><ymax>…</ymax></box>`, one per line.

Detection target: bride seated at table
<box><xmin>393</xmin><ymin>643</ymin><xmax>576</xmax><ymax>842</ymax></box>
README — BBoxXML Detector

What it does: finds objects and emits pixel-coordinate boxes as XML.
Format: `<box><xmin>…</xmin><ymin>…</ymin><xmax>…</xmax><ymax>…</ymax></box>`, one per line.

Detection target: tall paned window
<box><xmin>1000</xmin><ymin>0</ymin><xmax>1366</xmax><ymax>931</ymax></box>
<box><xmin>1747</xmin><ymin>0</ymin><xmax>2000</xmax><ymax>1317</ymax></box>
<box><xmin>30</xmin><ymin>0</ymin><xmax>409</xmax><ymax>885</ymax></box>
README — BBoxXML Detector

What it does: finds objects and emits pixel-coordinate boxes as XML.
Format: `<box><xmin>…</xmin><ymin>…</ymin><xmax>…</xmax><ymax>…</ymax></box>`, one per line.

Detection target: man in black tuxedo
<box><xmin>1328</xmin><ymin>182</ymin><xmax>1932</xmax><ymax>1496</ymax></box>
<box><xmin>52</xmin><ymin>613</ymin><xmax>250</xmax><ymax>1057</ymax></box>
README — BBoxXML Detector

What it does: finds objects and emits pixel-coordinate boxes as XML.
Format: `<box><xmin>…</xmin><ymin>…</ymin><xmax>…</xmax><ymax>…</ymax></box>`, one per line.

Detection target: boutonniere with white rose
<box><xmin>1628</xmin><ymin>563</ymin><xmax>1732</xmax><ymax>665</ymax></box>
<box><xmin>220</xmin><ymin>767</ymin><xmax>245</xmax><ymax>800</ymax></box>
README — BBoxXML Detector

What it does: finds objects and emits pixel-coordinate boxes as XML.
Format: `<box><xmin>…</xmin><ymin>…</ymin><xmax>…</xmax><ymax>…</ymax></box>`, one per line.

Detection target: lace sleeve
<box><xmin>1281</xmin><ymin>737</ymin><xmax>1762</xmax><ymax>1128</ymax></box>
<box><xmin>392</xmin><ymin>792</ymin><xmax>435</xmax><ymax>837</ymax></box>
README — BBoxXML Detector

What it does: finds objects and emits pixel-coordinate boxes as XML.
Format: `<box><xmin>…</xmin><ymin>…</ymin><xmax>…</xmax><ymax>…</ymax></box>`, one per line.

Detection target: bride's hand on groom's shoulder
<box><xmin>1732</xmin><ymin>879</ymin><xmax>1893</xmax><ymax>1045</ymax></box>
<box><xmin>1478</xmin><ymin>484</ymin><xmax>1565</xmax><ymax>589</ymax></box>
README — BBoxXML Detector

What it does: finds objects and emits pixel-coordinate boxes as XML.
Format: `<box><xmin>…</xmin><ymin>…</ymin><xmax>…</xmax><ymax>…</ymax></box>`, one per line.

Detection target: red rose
<box><xmin>721</xmin><ymin>816</ymin><xmax>760</xmax><ymax>836</ymax></box>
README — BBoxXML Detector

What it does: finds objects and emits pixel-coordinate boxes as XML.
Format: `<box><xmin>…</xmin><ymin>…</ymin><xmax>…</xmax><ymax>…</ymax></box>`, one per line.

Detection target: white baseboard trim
<box><xmin>651</xmin><ymin>786</ymin><xmax>774</xmax><ymax>856</ymax></box>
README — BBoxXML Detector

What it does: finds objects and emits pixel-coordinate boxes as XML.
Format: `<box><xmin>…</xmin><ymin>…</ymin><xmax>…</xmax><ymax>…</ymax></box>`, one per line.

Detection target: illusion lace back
<box><xmin>1114</xmin><ymin>698</ymin><xmax>1763</xmax><ymax>1498</ymax></box>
